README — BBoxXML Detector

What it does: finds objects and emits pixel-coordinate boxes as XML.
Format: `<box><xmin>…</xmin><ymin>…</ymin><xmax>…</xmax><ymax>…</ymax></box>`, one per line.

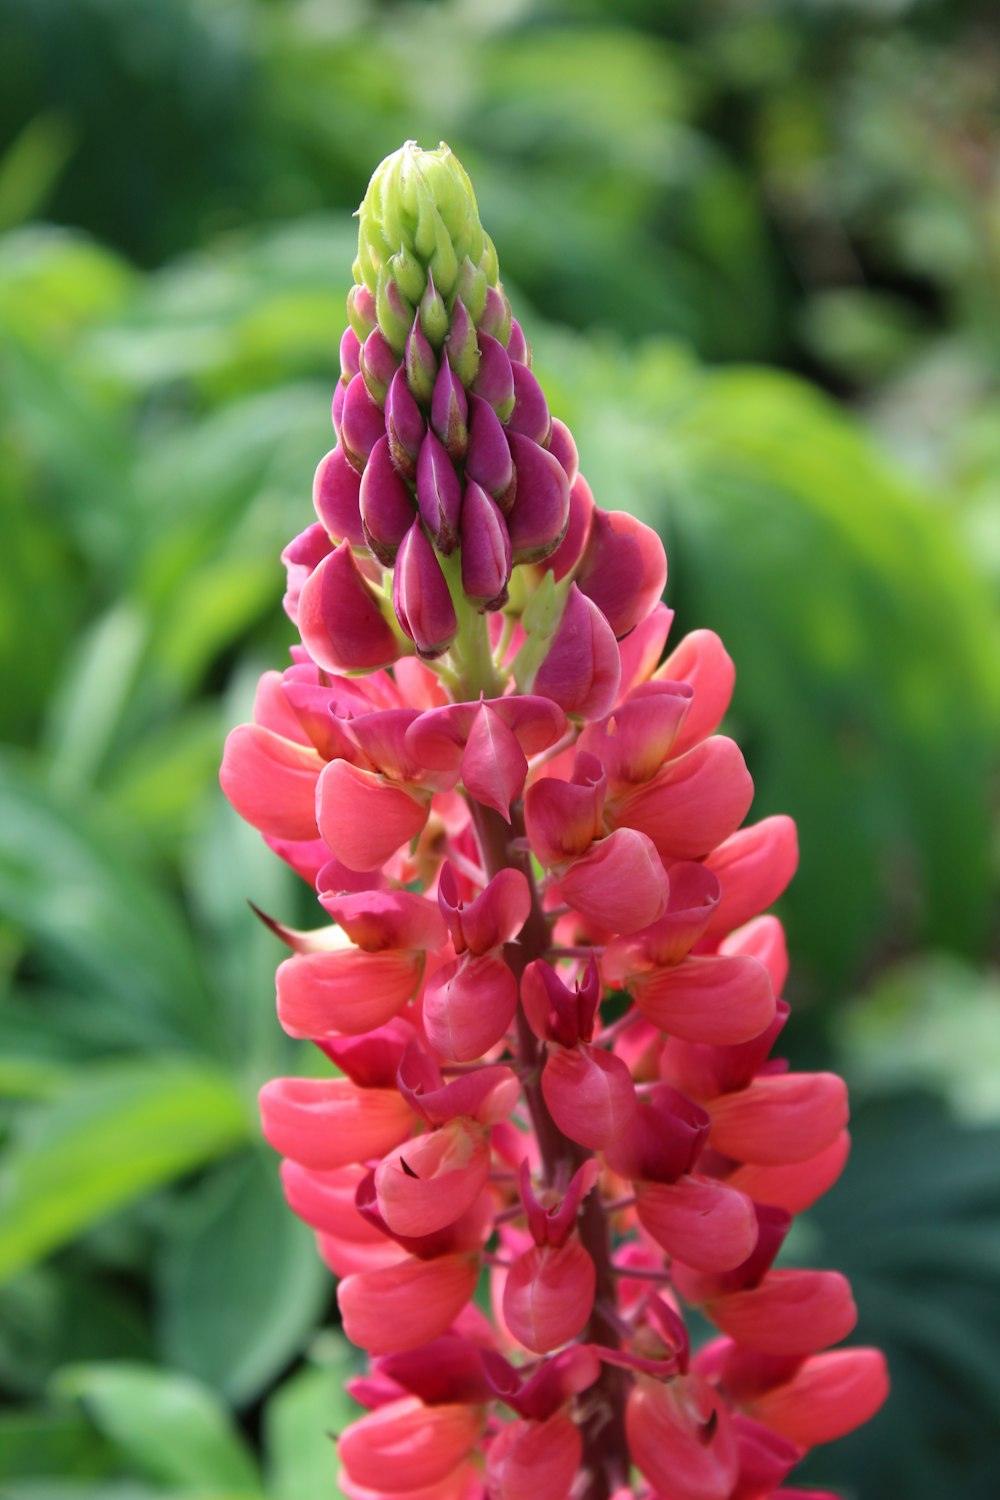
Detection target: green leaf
<box><xmin>264</xmin><ymin>1337</ymin><xmax>362</xmax><ymax>1500</ymax></box>
<box><xmin>53</xmin><ymin>1363</ymin><xmax>260</xmax><ymax>1493</ymax></box>
<box><xmin>0</xmin><ymin>752</ymin><xmax>215</xmax><ymax>1050</ymax></box>
<box><xmin>0</xmin><ymin>1407</ymin><xmax>114</xmax><ymax>1481</ymax></box>
<box><xmin>0</xmin><ymin>1266</ymin><xmax>152</xmax><ymax>1399</ymax></box>
<box><xmin>0</xmin><ymin>1059</ymin><xmax>249</xmax><ymax>1284</ymax></box>
<box><xmin>159</xmin><ymin>1152</ymin><xmax>330</xmax><ymax>1407</ymax></box>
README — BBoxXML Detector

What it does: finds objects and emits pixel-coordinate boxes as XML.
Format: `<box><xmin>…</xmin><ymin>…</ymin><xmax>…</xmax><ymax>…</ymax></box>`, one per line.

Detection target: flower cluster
<box><xmin>220</xmin><ymin>143</ymin><xmax>887</xmax><ymax>1500</ymax></box>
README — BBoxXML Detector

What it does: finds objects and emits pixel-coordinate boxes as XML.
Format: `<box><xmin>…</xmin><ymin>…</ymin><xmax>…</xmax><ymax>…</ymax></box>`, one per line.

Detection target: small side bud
<box><xmin>406</xmin><ymin>314</ymin><xmax>438</xmax><ymax>405</ymax></box>
<box><xmin>393</xmin><ymin>521</ymin><xmax>459</xmax><ymax>657</ymax></box>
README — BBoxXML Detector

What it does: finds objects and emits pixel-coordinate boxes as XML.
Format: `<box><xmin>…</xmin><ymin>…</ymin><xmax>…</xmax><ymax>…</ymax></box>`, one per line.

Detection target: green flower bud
<box><xmin>419</xmin><ymin>273</ymin><xmax>450</xmax><ymax>349</ymax></box>
<box><xmin>355</xmin><ymin>142</ymin><xmax>499</xmax><ymax>348</ymax></box>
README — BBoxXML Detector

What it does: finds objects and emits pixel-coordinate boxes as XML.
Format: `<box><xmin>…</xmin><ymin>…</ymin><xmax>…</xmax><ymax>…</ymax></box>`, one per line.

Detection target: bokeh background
<box><xmin>2</xmin><ymin>1</ymin><xmax>999</xmax><ymax>1495</ymax></box>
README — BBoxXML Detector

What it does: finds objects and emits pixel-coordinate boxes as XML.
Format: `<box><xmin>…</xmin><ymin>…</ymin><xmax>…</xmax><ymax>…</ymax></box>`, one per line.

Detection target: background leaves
<box><xmin>1</xmin><ymin>2</ymin><xmax>999</xmax><ymax>1497</ymax></box>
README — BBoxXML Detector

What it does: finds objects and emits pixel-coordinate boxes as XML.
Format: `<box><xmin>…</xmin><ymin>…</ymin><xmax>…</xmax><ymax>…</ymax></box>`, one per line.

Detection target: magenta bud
<box><xmin>547</xmin><ymin>419</ymin><xmax>579</xmax><ymax>486</ymax></box>
<box><xmin>332</xmin><ymin>378</ymin><xmax>346</xmax><ymax>438</ymax></box>
<box><xmin>416</xmin><ymin>430</ymin><xmax>463</xmax><ymax>554</ymax></box>
<box><xmin>281</xmin><ymin>522</ymin><xmax>332</xmax><ymax>624</ymax></box>
<box><xmin>298</xmin><ymin>541</ymin><xmax>401</xmax><ymax>674</ymax></box>
<box><xmin>508</xmin><ymin>363</ymin><xmax>552</xmax><ymax>447</ymax></box>
<box><xmin>461</xmin><ymin>481</ymin><xmax>511</xmax><ymax>609</ymax></box>
<box><xmin>347</xmin><ymin>283</ymin><xmax>377</xmax><ymax>341</ymax></box>
<box><xmin>405</xmin><ymin>314</ymin><xmax>437</xmax><ymax>405</ymax></box>
<box><xmin>465</xmin><ymin>394</ymin><xmax>515</xmax><ymax>509</ymax></box>
<box><xmin>340</xmin><ymin>326</ymin><xmax>361</xmax><ymax>385</ymax></box>
<box><xmin>360</xmin><ymin>435</ymin><xmax>416</xmax><ymax>565</ymax></box>
<box><xmin>445</xmin><ymin>297</ymin><xmax>479</xmax><ymax>387</ymax></box>
<box><xmin>360</xmin><ymin>328</ymin><xmax>399</xmax><ymax>405</ymax></box>
<box><xmin>393</xmin><ymin>521</ymin><xmax>458</xmax><ymax>657</ymax></box>
<box><xmin>533</xmin><ymin>584</ymin><xmax>620</xmax><ymax>718</ymax></box>
<box><xmin>479</xmin><ymin>284</ymin><xmax>512</xmax><ymax>344</ymax></box>
<box><xmin>341</xmin><ymin>372</ymin><xmax>386</xmax><ymax>472</ymax></box>
<box><xmin>507</xmin><ymin>317</ymin><xmax>529</xmax><ymax>364</ymax></box>
<box><xmin>505</xmin><ymin>433</ymin><xmax>571</xmax><ymax>564</ymax></box>
<box><xmin>385</xmin><ymin>366</ymin><xmax>425</xmax><ymax>480</ymax></box>
<box><xmin>472</xmin><ymin>333</ymin><xmax>515</xmax><ymax>421</ymax></box>
<box><xmin>546</xmin><ymin>473</ymin><xmax>594</xmax><ymax>580</ymax></box>
<box><xmin>575</xmin><ymin>507</ymin><xmax>668</xmax><ymax>638</ymax></box>
<box><xmin>431</xmin><ymin>355</ymin><xmax>469</xmax><ymax>459</ymax></box>
<box><xmin>313</xmin><ymin>446</ymin><xmax>365</xmax><ymax>547</ymax></box>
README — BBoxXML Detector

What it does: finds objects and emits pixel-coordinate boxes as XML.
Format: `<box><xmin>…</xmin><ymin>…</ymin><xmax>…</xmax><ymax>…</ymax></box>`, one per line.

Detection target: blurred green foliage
<box><xmin>1</xmin><ymin>2</ymin><xmax>999</xmax><ymax>1497</ymax></box>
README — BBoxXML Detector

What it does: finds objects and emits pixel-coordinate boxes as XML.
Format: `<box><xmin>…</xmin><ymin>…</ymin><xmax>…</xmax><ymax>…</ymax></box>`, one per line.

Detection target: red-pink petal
<box><xmin>626</xmin><ymin>1374</ymin><xmax>740</xmax><ymax>1500</ymax></box>
<box><xmin>657</xmin><ymin>629</ymin><xmax>736</xmax><ymax>756</ymax></box>
<box><xmin>338</xmin><ymin>1252</ymin><xmax>480</xmax><ymax>1355</ymax></box>
<box><xmin>704</xmin><ymin>816</ymin><xmax>799</xmax><ymax>938</ymax></box>
<box><xmin>338</xmin><ymin>1395</ymin><xmax>484</xmax><ymax>1491</ymax></box>
<box><xmin>316</xmin><ymin>760</ymin><xmax>428</xmax><ymax>872</ymax></box>
<box><xmin>747</xmin><ymin>1348</ymin><xmax>889</xmax><ymax>1448</ymax></box>
<box><xmin>219</xmin><ymin>724</ymin><xmax>323</xmax><ymax>841</ymax></box>
<box><xmin>556</xmin><ymin>828</ymin><xmax>668</xmax><ymax>935</ymax></box>
<box><xmin>486</xmin><ymin>1412</ymin><xmax>582</xmax><ymax>1500</ymax></box>
<box><xmin>707</xmin><ymin>1270</ymin><xmax>858</xmax><ymax>1357</ymax></box>
<box><xmin>422</xmin><ymin>953</ymin><xmax>519</xmax><ymax>1062</ymax></box>
<box><xmin>631</xmin><ymin>953</ymin><xmax>776</xmax><ymax>1046</ymax></box>
<box><xmin>612</xmin><ymin>737</ymin><xmax>753</xmax><ymax>860</ymax></box>
<box><xmin>727</xmin><ymin>1131</ymin><xmax>851</xmax><ymax>1215</ymax></box>
<box><xmin>503</xmin><ymin>1240</ymin><xmax>596</xmax><ymax>1353</ymax></box>
<box><xmin>259</xmin><ymin>1077</ymin><xmax>413</xmax><ymax>1170</ymax></box>
<box><xmin>636</xmin><ymin>1176</ymin><xmax>759</xmax><ymax>1272</ymax></box>
<box><xmin>276</xmin><ymin>948</ymin><xmax>421</xmax><ymax>1038</ymax></box>
<box><xmin>541</xmin><ymin>1043</ymin><xmax>636</xmax><ymax>1150</ymax></box>
<box><xmin>708</xmin><ymin>1073</ymin><xmax>849</xmax><ymax>1165</ymax></box>
<box><xmin>375</xmin><ymin>1118</ymin><xmax>491</xmax><ymax>1238</ymax></box>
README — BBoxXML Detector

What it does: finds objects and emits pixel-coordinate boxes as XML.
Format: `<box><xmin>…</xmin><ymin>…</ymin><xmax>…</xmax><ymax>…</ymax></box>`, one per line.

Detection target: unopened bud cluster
<box><xmin>221</xmin><ymin>143</ymin><xmax>887</xmax><ymax>1500</ymax></box>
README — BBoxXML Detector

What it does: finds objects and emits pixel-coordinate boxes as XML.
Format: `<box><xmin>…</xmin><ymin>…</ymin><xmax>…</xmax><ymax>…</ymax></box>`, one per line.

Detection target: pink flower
<box><xmin>219</xmin><ymin>141</ymin><xmax>887</xmax><ymax>1500</ymax></box>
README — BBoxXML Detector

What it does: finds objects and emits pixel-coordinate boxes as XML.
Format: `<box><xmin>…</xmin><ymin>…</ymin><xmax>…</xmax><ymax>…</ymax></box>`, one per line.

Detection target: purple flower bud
<box><xmin>461</xmin><ymin>481</ymin><xmax>511</xmax><ymax>610</ymax></box>
<box><xmin>419</xmin><ymin>271</ymin><xmax>449</xmax><ymax>348</ymax></box>
<box><xmin>472</xmin><ymin>333</ymin><xmax>515</xmax><ymax>422</ymax></box>
<box><xmin>313</xmin><ymin>445</ymin><xmax>365</xmax><ymax>547</ymax></box>
<box><xmin>479</xmin><ymin>285</ymin><xmax>512</xmax><ymax>344</ymax></box>
<box><xmin>360</xmin><ymin>328</ymin><xmax>399</xmax><ymax>405</ymax></box>
<box><xmin>340</xmin><ymin>372</ymin><xmax>386</xmax><ymax>472</ymax></box>
<box><xmin>431</xmin><ymin>355</ymin><xmax>469</xmax><ymax>460</ymax></box>
<box><xmin>393</xmin><ymin>522</ymin><xmax>458</xmax><ymax>657</ymax></box>
<box><xmin>299</xmin><ymin>541</ymin><xmax>401</xmax><ymax>674</ymax></box>
<box><xmin>405</xmin><ymin>314</ymin><xmax>437</xmax><ymax>405</ymax></box>
<box><xmin>331</xmin><ymin>379</ymin><xmax>346</xmax><ymax>439</ymax></box>
<box><xmin>416</xmin><ymin>429</ymin><xmax>463</xmax><ymax>554</ymax></box>
<box><xmin>548</xmin><ymin>418</ymin><xmax>579</xmax><ymax>486</ymax></box>
<box><xmin>445</xmin><ymin>297</ymin><xmax>479</xmax><ymax>388</ymax></box>
<box><xmin>347</xmin><ymin>283</ymin><xmax>377</xmax><ymax>341</ymax></box>
<box><xmin>507</xmin><ymin>318</ymin><xmax>529</xmax><ymax>365</ymax></box>
<box><xmin>546</xmin><ymin>473</ymin><xmax>594</xmax><ymax>581</ymax></box>
<box><xmin>507</xmin><ymin>363</ymin><xmax>552</xmax><ymax>447</ymax></box>
<box><xmin>465</xmin><ymin>394</ymin><xmax>515</xmax><ymax>511</ymax></box>
<box><xmin>385</xmin><ymin>366</ymin><xmax>426</xmax><ymax>480</ymax></box>
<box><xmin>360</xmin><ymin>435</ymin><xmax>417</xmax><ymax>565</ymax></box>
<box><xmin>340</xmin><ymin>327</ymin><xmax>361</xmax><ymax>385</ymax></box>
<box><xmin>505</xmin><ymin>432</ymin><xmax>571</xmax><ymax>564</ymax></box>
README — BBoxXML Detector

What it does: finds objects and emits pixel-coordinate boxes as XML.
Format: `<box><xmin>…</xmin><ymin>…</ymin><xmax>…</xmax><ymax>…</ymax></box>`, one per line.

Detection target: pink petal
<box><xmin>259</xmin><ymin>1077</ymin><xmax>413</xmax><ymax>1169</ymax></box>
<box><xmin>316</xmin><ymin>760</ymin><xmax>428</xmax><ymax>872</ymax></box>
<box><xmin>630</xmin><ymin>953</ymin><xmax>776</xmax><ymax>1046</ymax></box>
<box><xmin>657</xmin><ymin>629</ymin><xmax>736</xmax><ymax>756</ymax></box>
<box><xmin>219</xmin><ymin>724</ymin><xmax>322</xmax><ymax>841</ymax></box>
<box><xmin>541</xmin><ymin>1043</ymin><xmax>636</xmax><ymax>1150</ymax></box>
<box><xmin>635</xmin><ymin>1176</ymin><xmax>758</xmax><ymax>1272</ymax></box>
<box><xmin>707</xmin><ymin>1270</ymin><xmax>858</xmax><ymax>1357</ymax></box>
<box><xmin>556</xmin><ymin>828</ymin><xmax>668</xmax><ymax>935</ymax></box>
<box><xmin>276</xmin><ymin>949</ymin><xmax>422</xmax><ymax>1038</ymax></box>
<box><xmin>612</xmin><ymin>736</ymin><xmax>753</xmax><ymax>861</ymax></box>
<box><xmin>338</xmin><ymin>1252</ymin><xmax>480</xmax><ymax>1355</ymax></box>
<box><xmin>747</xmin><ymin>1348</ymin><xmax>889</xmax><ymax>1448</ymax></box>
<box><xmin>708</xmin><ymin>1073</ymin><xmax>849</xmax><ymax>1165</ymax></box>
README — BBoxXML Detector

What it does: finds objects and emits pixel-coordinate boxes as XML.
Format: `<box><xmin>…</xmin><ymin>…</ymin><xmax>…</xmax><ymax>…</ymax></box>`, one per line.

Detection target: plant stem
<box><xmin>470</xmin><ymin>800</ymin><xmax>628</xmax><ymax>1500</ymax></box>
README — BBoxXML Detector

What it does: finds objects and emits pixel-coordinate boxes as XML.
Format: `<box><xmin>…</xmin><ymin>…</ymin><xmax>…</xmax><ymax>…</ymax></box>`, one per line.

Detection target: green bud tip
<box><xmin>354</xmin><ymin>142</ymin><xmax>499</xmax><ymax>318</ymax></box>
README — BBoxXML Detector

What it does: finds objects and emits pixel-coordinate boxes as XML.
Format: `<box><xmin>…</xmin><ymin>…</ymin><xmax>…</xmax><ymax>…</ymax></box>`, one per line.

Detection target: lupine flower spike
<box><xmin>221</xmin><ymin>142</ymin><xmax>887</xmax><ymax>1500</ymax></box>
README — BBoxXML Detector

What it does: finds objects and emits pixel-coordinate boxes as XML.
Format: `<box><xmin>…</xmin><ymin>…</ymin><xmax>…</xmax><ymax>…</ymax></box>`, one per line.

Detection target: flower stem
<box><xmin>470</xmin><ymin>799</ymin><xmax>628</xmax><ymax>1500</ymax></box>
